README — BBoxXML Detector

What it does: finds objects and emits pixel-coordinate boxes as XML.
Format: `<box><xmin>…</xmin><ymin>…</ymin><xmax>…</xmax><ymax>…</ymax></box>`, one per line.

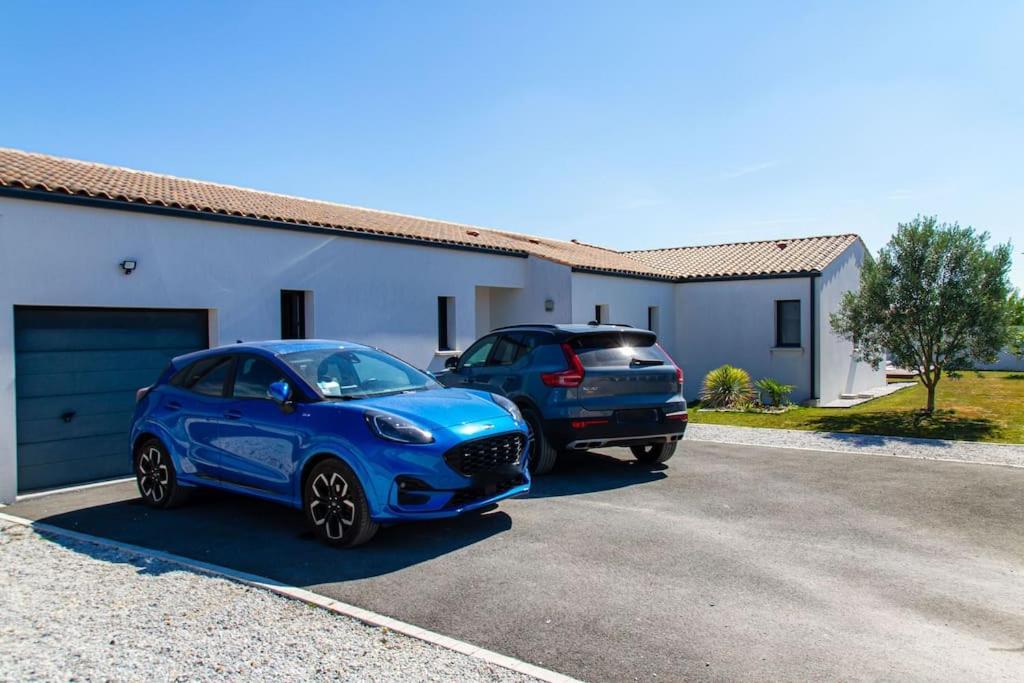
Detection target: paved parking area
<box><xmin>6</xmin><ymin>442</ymin><xmax>1024</xmax><ymax>681</ymax></box>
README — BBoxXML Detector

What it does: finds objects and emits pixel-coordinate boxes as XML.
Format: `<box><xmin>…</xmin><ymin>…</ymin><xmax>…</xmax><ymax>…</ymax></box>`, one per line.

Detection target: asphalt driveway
<box><xmin>7</xmin><ymin>442</ymin><xmax>1023</xmax><ymax>681</ymax></box>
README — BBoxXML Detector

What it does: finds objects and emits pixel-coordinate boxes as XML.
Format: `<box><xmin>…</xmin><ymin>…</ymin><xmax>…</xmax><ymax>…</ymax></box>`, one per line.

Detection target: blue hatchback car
<box><xmin>130</xmin><ymin>340</ymin><xmax>530</xmax><ymax>547</ymax></box>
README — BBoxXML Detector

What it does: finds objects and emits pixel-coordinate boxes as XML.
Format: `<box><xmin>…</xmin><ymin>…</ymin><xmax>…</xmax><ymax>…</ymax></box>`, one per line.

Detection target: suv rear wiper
<box><xmin>630</xmin><ymin>358</ymin><xmax>664</xmax><ymax>367</ymax></box>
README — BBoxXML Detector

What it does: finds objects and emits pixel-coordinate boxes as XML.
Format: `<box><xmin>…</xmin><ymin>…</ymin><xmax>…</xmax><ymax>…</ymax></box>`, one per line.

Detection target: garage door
<box><xmin>14</xmin><ymin>307</ymin><xmax>208</xmax><ymax>493</ymax></box>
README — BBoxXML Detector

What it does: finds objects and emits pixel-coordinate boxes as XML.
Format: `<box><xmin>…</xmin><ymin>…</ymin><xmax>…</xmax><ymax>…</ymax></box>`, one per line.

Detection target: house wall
<box><xmin>816</xmin><ymin>241</ymin><xmax>887</xmax><ymax>399</ymax></box>
<box><xmin>674</xmin><ymin>277</ymin><xmax>814</xmax><ymax>403</ymax></box>
<box><xmin>0</xmin><ymin>196</ymin><xmax>529</xmax><ymax>501</ymax></box>
<box><xmin>489</xmin><ymin>257</ymin><xmax>573</xmax><ymax>329</ymax></box>
<box><xmin>569</xmin><ymin>272</ymin><xmax>677</xmax><ymax>349</ymax></box>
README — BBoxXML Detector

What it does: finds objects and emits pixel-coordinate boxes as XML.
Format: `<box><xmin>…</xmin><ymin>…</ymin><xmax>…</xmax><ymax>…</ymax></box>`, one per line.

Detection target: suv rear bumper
<box><xmin>546</xmin><ymin>412</ymin><xmax>687</xmax><ymax>450</ymax></box>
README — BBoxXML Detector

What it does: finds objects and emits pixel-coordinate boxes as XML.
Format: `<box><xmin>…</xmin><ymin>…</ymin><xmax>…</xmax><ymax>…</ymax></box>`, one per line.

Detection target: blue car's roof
<box><xmin>171</xmin><ymin>339</ymin><xmax>369</xmax><ymax>366</ymax></box>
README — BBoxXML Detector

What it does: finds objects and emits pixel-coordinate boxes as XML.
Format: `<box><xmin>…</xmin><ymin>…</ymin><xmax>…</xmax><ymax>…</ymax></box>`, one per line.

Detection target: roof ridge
<box><xmin>623</xmin><ymin>233</ymin><xmax>858</xmax><ymax>254</ymax></box>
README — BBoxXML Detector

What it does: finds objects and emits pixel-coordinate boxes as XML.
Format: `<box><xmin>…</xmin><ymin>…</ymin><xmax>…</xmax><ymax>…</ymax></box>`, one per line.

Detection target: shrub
<box><xmin>755</xmin><ymin>377</ymin><xmax>795</xmax><ymax>406</ymax></box>
<box><xmin>701</xmin><ymin>365</ymin><xmax>755</xmax><ymax>408</ymax></box>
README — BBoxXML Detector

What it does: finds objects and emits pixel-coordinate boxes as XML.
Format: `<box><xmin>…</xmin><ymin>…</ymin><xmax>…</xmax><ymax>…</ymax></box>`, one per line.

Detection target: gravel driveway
<box><xmin>0</xmin><ymin>520</ymin><xmax>532</xmax><ymax>682</ymax></box>
<box><xmin>685</xmin><ymin>423</ymin><xmax>1024</xmax><ymax>467</ymax></box>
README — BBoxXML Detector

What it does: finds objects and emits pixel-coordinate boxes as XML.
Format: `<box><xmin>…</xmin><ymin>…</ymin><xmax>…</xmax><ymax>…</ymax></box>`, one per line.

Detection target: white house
<box><xmin>0</xmin><ymin>148</ymin><xmax>884</xmax><ymax>501</ymax></box>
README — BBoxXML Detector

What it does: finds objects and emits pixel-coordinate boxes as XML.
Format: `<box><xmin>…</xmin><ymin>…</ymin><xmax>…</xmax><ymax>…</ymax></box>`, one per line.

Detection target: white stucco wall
<box><xmin>815</xmin><ymin>241</ymin><xmax>887</xmax><ymax>399</ymax></box>
<box><xmin>0</xmin><ymin>196</ymin><xmax>533</xmax><ymax>501</ymax></box>
<box><xmin>675</xmin><ymin>277</ymin><xmax>814</xmax><ymax>403</ymax></box>
<box><xmin>489</xmin><ymin>257</ymin><xmax>573</xmax><ymax>329</ymax></box>
<box><xmin>569</xmin><ymin>272</ymin><xmax>677</xmax><ymax>348</ymax></box>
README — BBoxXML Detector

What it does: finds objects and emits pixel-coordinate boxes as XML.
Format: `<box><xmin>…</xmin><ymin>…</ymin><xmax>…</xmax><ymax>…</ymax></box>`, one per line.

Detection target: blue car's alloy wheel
<box><xmin>303</xmin><ymin>459</ymin><xmax>379</xmax><ymax>548</ymax></box>
<box><xmin>134</xmin><ymin>438</ymin><xmax>189</xmax><ymax>509</ymax></box>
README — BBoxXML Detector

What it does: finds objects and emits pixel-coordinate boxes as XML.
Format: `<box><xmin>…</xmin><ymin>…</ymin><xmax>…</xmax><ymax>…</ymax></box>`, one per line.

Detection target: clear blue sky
<box><xmin>3</xmin><ymin>1</ymin><xmax>1021</xmax><ymax>287</ymax></box>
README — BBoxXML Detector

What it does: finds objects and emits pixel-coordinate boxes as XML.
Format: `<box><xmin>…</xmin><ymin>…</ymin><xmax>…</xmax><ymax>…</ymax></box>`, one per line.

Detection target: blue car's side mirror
<box><xmin>268</xmin><ymin>380</ymin><xmax>292</xmax><ymax>404</ymax></box>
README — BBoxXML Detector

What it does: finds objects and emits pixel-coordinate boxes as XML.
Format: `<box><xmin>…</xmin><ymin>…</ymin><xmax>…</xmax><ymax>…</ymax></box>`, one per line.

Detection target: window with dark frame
<box><xmin>437</xmin><ymin>296</ymin><xmax>454</xmax><ymax>351</ymax></box>
<box><xmin>594</xmin><ymin>304</ymin><xmax>609</xmax><ymax>324</ymax></box>
<box><xmin>776</xmin><ymin>300</ymin><xmax>801</xmax><ymax>347</ymax></box>
<box><xmin>280</xmin><ymin>290</ymin><xmax>306</xmax><ymax>339</ymax></box>
<box><xmin>647</xmin><ymin>306</ymin><xmax>660</xmax><ymax>333</ymax></box>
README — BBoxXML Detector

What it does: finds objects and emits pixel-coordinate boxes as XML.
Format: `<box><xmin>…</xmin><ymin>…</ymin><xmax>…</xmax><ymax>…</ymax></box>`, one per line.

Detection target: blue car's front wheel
<box><xmin>303</xmin><ymin>459</ymin><xmax>379</xmax><ymax>548</ymax></box>
<box><xmin>134</xmin><ymin>437</ymin><xmax>190</xmax><ymax>509</ymax></box>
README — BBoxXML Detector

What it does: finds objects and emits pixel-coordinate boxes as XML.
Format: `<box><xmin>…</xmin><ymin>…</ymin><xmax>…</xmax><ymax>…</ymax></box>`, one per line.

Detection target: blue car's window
<box><xmin>490</xmin><ymin>333</ymin><xmax>537</xmax><ymax>366</ymax></box>
<box><xmin>233</xmin><ymin>356</ymin><xmax>287</xmax><ymax>399</ymax></box>
<box><xmin>190</xmin><ymin>357</ymin><xmax>233</xmax><ymax>397</ymax></box>
<box><xmin>460</xmin><ymin>335</ymin><xmax>497</xmax><ymax>369</ymax></box>
<box><xmin>569</xmin><ymin>332</ymin><xmax>668</xmax><ymax>368</ymax></box>
<box><xmin>281</xmin><ymin>347</ymin><xmax>439</xmax><ymax>400</ymax></box>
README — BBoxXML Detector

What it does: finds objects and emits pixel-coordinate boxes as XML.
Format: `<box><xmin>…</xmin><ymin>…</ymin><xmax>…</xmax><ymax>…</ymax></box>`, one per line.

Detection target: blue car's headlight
<box><xmin>492</xmin><ymin>394</ymin><xmax>523</xmax><ymax>422</ymax></box>
<box><xmin>364</xmin><ymin>410</ymin><xmax>434</xmax><ymax>444</ymax></box>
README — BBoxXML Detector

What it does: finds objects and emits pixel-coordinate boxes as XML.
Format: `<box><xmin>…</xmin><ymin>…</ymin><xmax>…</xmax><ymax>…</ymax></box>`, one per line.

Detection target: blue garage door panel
<box><xmin>14</xmin><ymin>307</ymin><xmax>208</xmax><ymax>493</ymax></box>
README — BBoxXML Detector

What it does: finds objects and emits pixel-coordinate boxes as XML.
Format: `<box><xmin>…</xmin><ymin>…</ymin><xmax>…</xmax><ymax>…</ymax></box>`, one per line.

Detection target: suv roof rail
<box><xmin>490</xmin><ymin>324</ymin><xmax>560</xmax><ymax>332</ymax></box>
<box><xmin>586</xmin><ymin>322</ymin><xmax>634</xmax><ymax>328</ymax></box>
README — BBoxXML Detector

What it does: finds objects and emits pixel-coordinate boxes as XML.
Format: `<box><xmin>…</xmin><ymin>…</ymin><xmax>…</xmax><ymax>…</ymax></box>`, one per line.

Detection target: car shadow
<box><xmin>528</xmin><ymin>449</ymin><xmax>669</xmax><ymax>498</ymax></box>
<box><xmin>32</xmin><ymin>488</ymin><xmax>512</xmax><ymax>585</ymax></box>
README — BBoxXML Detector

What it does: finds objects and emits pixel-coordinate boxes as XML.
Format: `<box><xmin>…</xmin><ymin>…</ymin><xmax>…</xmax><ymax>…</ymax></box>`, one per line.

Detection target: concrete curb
<box><xmin>0</xmin><ymin>511</ymin><xmax>580</xmax><ymax>683</ymax></box>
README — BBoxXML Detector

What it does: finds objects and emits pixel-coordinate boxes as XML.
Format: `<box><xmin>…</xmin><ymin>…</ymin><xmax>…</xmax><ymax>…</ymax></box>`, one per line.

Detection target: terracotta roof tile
<box><xmin>624</xmin><ymin>234</ymin><xmax>860</xmax><ymax>280</ymax></box>
<box><xmin>0</xmin><ymin>148</ymin><xmax>674</xmax><ymax>279</ymax></box>
<box><xmin>0</xmin><ymin>148</ymin><xmax>858</xmax><ymax>281</ymax></box>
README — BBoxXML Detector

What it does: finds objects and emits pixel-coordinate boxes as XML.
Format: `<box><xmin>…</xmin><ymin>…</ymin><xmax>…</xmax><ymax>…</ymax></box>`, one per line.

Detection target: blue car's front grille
<box><xmin>444</xmin><ymin>432</ymin><xmax>525</xmax><ymax>476</ymax></box>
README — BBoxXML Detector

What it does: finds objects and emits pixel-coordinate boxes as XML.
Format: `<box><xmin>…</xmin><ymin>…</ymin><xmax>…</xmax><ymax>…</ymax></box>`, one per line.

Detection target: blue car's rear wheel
<box><xmin>304</xmin><ymin>459</ymin><xmax>379</xmax><ymax>548</ymax></box>
<box><xmin>134</xmin><ymin>438</ymin><xmax>189</xmax><ymax>509</ymax></box>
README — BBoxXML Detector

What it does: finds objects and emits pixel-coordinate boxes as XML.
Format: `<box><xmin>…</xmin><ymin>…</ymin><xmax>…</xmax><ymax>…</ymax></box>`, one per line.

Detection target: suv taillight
<box><xmin>541</xmin><ymin>343</ymin><xmax>585</xmax><ymax>388</ymax></box>
<box><xmin>656</xmin><ymin>343</ymin><xmax>683</xmax><ymax>387</ymax></box>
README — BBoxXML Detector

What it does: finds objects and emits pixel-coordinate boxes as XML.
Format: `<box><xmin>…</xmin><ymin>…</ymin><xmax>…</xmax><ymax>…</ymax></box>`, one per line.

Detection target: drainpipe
<box><xmin>809</xmin><ymin>275</ymin><xmax>819</xmax><ymax>403</ymax></box>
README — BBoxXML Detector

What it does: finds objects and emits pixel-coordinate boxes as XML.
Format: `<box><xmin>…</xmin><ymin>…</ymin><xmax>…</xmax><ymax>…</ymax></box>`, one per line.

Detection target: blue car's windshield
<box><xmin>281</xmin><ymin>347</ymin><xmax>440</xmax><ymax>400</ymax></box>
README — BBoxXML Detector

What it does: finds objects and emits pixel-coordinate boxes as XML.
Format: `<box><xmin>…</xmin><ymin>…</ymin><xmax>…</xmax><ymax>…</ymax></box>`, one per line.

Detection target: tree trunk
<box><xmin>925</xmin><ymin>382</ymin><xmax>937</xmax><ymax>413</ymax></box>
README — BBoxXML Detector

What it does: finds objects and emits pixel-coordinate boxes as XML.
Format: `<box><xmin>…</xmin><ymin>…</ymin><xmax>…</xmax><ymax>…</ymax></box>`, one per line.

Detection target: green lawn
<box><xmin>688</xmin><ymin>371</ymin><xmax>1024</xmax><ymax>444</ymax></box>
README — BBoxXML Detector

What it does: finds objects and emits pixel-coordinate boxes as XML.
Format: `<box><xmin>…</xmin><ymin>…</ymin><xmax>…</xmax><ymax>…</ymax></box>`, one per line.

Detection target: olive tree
<box><xmin>830</xmin><ymin>216</ymin><xmax>1013</xmax><ymax>413</ymax></box>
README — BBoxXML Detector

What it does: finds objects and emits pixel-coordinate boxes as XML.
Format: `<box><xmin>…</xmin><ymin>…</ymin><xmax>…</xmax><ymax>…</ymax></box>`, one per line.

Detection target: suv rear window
<box><xmin>569</xmin><ymin>332</ymin><xmax>668</xmax><ymax>368</ymax></box>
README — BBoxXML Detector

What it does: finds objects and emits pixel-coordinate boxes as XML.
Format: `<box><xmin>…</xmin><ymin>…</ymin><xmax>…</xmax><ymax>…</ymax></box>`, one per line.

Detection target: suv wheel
<box><xmin>523</xmin><ymin>408</ymin><xmax>558</xmax><ymax>475</ymax></box>
<box><xmin>134</xmin><ymin>438</ymin><xmax>190</xmax><ymax>509</ymax></box>
<box><xmin>630</xmin><ymin>442</ymin><xmax>677</xmax><ymax>464</ymax></box>
<box><xmin>304</xmin><ymin>459</ymin><xmax>379</xmax><ymax>548</ymax></box>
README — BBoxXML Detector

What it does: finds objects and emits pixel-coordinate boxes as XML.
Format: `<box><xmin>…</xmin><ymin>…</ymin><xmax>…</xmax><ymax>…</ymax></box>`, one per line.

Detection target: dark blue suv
<box><xmin>438</xmin><ymin>324</ymin><xmax>687</xmax><ymax>473</ymax></box>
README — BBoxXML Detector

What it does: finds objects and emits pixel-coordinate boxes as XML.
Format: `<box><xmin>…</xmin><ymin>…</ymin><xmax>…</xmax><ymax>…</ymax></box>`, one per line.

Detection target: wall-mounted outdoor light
<box><xmin>544</xmin><ymin>298</ymin><xmax>555</xmax><ymax>312</ymax></box>
<box><xmin>120</xmin><ymin>259</ymin><xmax>138</xmax><ymax>275</ymax></box>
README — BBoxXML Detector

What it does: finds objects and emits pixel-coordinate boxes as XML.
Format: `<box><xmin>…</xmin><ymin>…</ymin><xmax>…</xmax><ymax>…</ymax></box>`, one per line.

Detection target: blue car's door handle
<box><xmin>165</xmin><ymin>401</ymin><xmax>182</xmax><ymax>411</ymax></box>
<box><xmin>223</xmin><ymin>409</ymin><xmax>243</xmax><ymax>420</ymax></box>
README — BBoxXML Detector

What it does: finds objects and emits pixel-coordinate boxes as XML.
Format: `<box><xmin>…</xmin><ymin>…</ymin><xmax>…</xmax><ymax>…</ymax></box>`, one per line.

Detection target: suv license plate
<box><xmin>617</xmin><ymin>409</ymin><xmax>659</xmax><ymax>424</ymax></box>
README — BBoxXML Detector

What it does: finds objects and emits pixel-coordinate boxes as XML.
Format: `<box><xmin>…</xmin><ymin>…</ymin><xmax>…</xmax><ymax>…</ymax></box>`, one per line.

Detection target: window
<box><xmin>460</xmin><ymin>334</ymin><xmax>497</xmax><ymax>368</ymax></box>
<box><xmin>647</xmin><ymin>306</ymin><xmax>660</xmax><ymax>334</ymax></box>
<box><xmin>776</xmin><ymin>300</ymin><xmax>801</xmax><ymax>347</ymax></box>
<box><xmin>569</xmin><ymin>331</ymin><xmax>668</xmax><ymax>368</ymax></box>
<box><xmin>233</xmin><ymin>356</ymin><xmax>287</xmax><ymax>399</ymax></box>
<box><xmin>281</xmin><ymin>290</ymin><xmax>307</xmax><ymax>339</ymax></box>
<box><xmin>437</xmin><ymin>296</ymin><xmax>455</xmax><ymax>351</ymax></box>
<box><xmin>594</xmin><ymin>304</ymin><xmax>609</xmax><ymax>324</ymax></box>
<box><xmin>190</xmin><ymin>357</ymin><xmax>234</xmax><ymax>397</ymax></box>
<box><xmin>490</xmin><ymin>333</ymin><xmax>534</xmax><ymax>366</ymax></box>
<box><xmin>281</xmin><ymin>347</ymin><xmax>438</xmax><ymax>399</ymax></box>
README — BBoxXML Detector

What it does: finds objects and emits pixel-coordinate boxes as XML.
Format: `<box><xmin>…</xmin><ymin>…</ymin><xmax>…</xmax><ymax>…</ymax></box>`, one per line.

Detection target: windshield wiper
<box><xmin>630</xmin><ymin>358</ymin><xmax>664</xmax><ymax>367</ymax></box>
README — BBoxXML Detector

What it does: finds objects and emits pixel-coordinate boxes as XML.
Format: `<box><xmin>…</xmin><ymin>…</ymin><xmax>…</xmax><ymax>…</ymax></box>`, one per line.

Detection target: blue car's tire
<box><xmin>523</xmin><ymin>408</ymin><xmax>558</xmax><ymax>475</ymax></box>
<box><xmin>304</xmin><ymin>459</ymin><xmax>379</xmax><ymax>548</ymax></box>
<box><xmin>134</xmin><ymin>438</ymin><xmax>190</xmax><ymax>509</ymax></box>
